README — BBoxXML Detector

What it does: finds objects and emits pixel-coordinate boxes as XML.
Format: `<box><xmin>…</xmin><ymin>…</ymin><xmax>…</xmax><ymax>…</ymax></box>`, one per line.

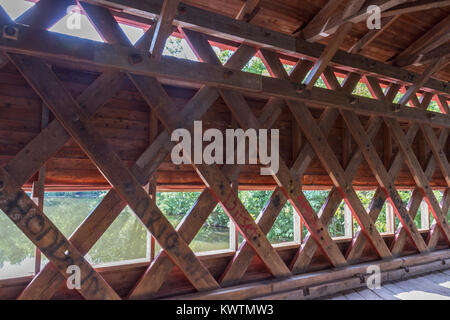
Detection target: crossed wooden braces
<box><xmin>0</xmin><ymin>0</ymin><xmax>448</xmax><ymax>300</ymax></box>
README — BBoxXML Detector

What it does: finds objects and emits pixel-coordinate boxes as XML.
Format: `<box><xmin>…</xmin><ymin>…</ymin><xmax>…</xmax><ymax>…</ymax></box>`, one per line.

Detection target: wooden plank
<box><xmin>173</xmin><ymin>250</ymin><xmax>450</xmax><ymax>299</ymax></box>
<box><xmin>349</xmin><ymin>16</ymin><xmax>399</xmax><ymax>54</ymax></box>
<box><xmin>1</xmin><ymin>25</ymin><xmax>450</xmax><ymax>128</ymax></box>
<box><xmin>304</xmin><ymin>22</ymin><xmax>353</xmax><ymax>89</ymax></box>
<box><xmin>301</xmin><ymin>0</ymin><xmax>407</xmax><ymax>42</ymax></box>
<box><xmin>8</xmin><ymin>53</ymin><xmax>220</xmax><ymax>292</ymax></box>
<box><xmin>369</xmin><ymin>286</ymin><xmax>400</xmax><ymax>300</ymax></box>
<box><xmin>150</xmin><ymin>0</ymin><xmax>181</xmax><ymax>60</ymax></box>
<box><xmin>235</xmin><ymin>0</ymin><xmax>260</xmax><ymax>21</ymax></box>
<box><xmin>83</xmin><ymin>0</ymin><xmax>450</xmax><ymax>95</ymax></box>
<box><xmin>0</xmin><ymin>167</ymin><xmax>120</xmax><ymax>300</ymax></box>
<box><xmin>400</xmin><ymin>43</ymin><xmax>450</xmax><ymax>67</ymax></box>
<box><xmin>299</xmin><ymin>0</ymin><xmax>347</xmax><ymax>39</ymax></box>
<box><xmin>385</xmin><ymin>117</ymin><xmax>450</xmax><ymax>245</ymax></box>
<box><xmin>393</xmin><ymin>15</ymin><xmax>450</xmax><ymax>66</ymax></box>
<box><xmin>355</xmin><ymin>287</ymin><xmax>384</xmax><ymax>300</ymax></box>
<box><xmin>382</xmin><ymin>0</ymin><xmax>450</xmax><ymax>17</ymax></box>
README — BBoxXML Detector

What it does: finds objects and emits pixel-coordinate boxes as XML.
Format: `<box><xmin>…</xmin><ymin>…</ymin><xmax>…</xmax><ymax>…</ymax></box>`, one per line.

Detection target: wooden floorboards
<box><xmin>324</xmin><ymin>270</ymin><xmax>450</xmax><ymax>300</ymax></box>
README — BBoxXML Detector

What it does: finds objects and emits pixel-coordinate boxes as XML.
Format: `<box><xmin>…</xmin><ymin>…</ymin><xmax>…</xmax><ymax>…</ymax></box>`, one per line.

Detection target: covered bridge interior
<box><xmin>0</xmin><ymin>0</ymin><xmax>449</xmax><ymax>300</ymax></box>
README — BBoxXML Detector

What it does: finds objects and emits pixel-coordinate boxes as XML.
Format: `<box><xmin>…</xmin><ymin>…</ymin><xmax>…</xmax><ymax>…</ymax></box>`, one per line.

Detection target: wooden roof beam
<box><xmin>150</xmin><ymin>0</ymin><xmax>181</xmax><ymax>60</ymax></box>
<box><xmin>399</xmin><ymin>57</ymin><xmax>449</xmax><ymax>106</ymax></box>
<box><xmin>235</xmin><ymin>0</ymin><xmax>260</xmax><ymax>22</ymax></box>
<box><xmin>381</xmin><ymin>0</ymin><xmax>450</xmax><ymax>17</ymax></box>
<box><xmin>304</xmin><ymin>0</ymin><xmax>364</xmax><ymax>89</ymax></box>
<box><xmin>397</xmin><ymin>42</ymin><xmax>450</xmax><ymax>67</ymax></box>
<box><xmin>0</xmin><ymin>24</ymin><xmax>449</xmax><ymax>127</ymax></box>
<box><xmin>392</xmin><ymin>15</ymin><xmax>450</xmax><ymax>66</ymax></box>
<box><xmin>301</xmin><ymin>0</ymin><xmax>411</xmax><ymax>42</ymax></box>
<box><xmin>82</xmin><ymin>0</ymin><xmax>450</xmax><ymax>95</ymax></box>
<box><xmin>349</xmin><ymin>15</ymin><xmax>400</xmax><ymax>54</ymax></box>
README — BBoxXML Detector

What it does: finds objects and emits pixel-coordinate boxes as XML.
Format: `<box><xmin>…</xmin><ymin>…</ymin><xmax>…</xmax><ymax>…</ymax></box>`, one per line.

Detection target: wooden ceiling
<box><xmin>181</xmin><ymin>0</ymin><xmax>450</xmax><ymax>82</ymax></box>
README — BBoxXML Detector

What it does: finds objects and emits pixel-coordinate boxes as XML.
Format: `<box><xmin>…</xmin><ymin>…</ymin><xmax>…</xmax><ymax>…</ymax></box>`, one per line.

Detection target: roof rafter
<box><xmin>235</xmin><ymin>0</ymin><xmax>260</xmax><ymax>21</ymax></box>
<box><xmin>392</xmin><ymin>14</ymin><xmax>450</xmax><ymax>66</ymax></box>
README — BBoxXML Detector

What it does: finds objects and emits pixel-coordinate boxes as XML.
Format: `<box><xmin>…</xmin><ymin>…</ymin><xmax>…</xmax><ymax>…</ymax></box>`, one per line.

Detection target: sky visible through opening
<box><xmin>0</xmin><ymin>0</ymin><xmax>198</xmax><ymax>60</ymax></box>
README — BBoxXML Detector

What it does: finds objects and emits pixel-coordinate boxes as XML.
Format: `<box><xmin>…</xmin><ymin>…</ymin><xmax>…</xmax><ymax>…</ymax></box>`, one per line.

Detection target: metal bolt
<box><xmin>178</xmin><ymin>6</ymin><xmax>187</xmax><ymax>15</ymax></box>
<box><xmin>129</xmin><ymin>53</ymin><xmax>143</xmax><ymax>65</ymax></box>
<box><xmin>223</xmin><ymin>70</ymin><xmax>233</xmax><ymax>79</ymax></box>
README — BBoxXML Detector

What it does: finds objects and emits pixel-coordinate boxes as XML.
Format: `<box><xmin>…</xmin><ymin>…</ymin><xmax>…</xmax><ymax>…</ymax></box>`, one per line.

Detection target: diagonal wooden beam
<box><xmin>290</xmin><ymin>103</ymin><xmax>393</xmax><ymax>260</ymax></box>
<box><xmin>390</xmin><ymin>129</ymin><xmax>449</xmax><ymax>255</ymax></box>
<box><xmin>130</xmin><ymin>75</ymin><xmax>292</xmax><ymax>278</ymax></box>
<box><xmin>301</xmin><ymin>0</ymin><xmax>410</xmax><ymax>42</ymax></box>
<box><xmin>398</xmin><ymin>42</ymin><xmax>450</xmax><ymax>67</ymax></box>
<box><xmin>342</xmin><ymin>78</ymin><xmax>424</xmax><ymax>262</ymax></box>
<box><xmin>382</xmin><ymin>0</ymin><xmax>450</xmax><ymax>17</ymax></box>
<box><xmin>340</xmin><ymin>110</ymin><xmax>428</xmax><ymax>253</ymax></box>
<box><xmin>291</xmin><ymin>77</ymin><xmax>402</xmax><ymax>271</ymax></box>
<box><xmin>19</xmin><ymin>43</ymin><xmax>256</xmax><ymax>299</ymax></box>
<box><xmin>349</xmin><ymin>15</ymin><xmax>400</xmax><ymax>54</ymax></box>
<box><xmin>149</xmin><ymin>0</ymin><xmax>180</xmax><ymax>60</ymax></box>
<box><xmin>8</xmin><ymin>53</ymin><xmax>220</xmax><ymax>293</ymax></box>
<box><xmin>183</xmin><ymin>34</ymin><xmax>347</xmax><ymax>269</ymax></box>
<box><xmin>392</xmin><ymin>14</ymin><xmax>450</xmax><ymax>66</ymax></box>
<box><xmin>260</xmin><ymin>57</ymin><xmax>394</xmax><ymax>259</ymax></box>
<box><xmin>128</xmin><ymin>77</ymin><xmax>282</xmax><ymax>300</ymax></box>
<box><xmin>420</xmin><ymin>124</ymin><xmax>450</xmax><ymax>187</ymax></box>
<box><xmin>427</xmin><ymin>188</ymin><xmax>450</xmax><ymax>249</ymax></box>
<box><xmin>81</xmin><ymin>3</ymin><xmax>291</xmax><ymax>280</ymax></box>
<box><xmin>385</xmin><ymin>117</ymin><xmax>450</xmax><ymax>245</ymax></box>
<box><xmin>303</xmin><ymin>0</ymin><xmax>365</xmax><ymax>89</ymax></box>
<box><xmin>81</xmin><ymin>0</ymin><xmax>450</xmax><ymax>95</ymax></box>
<box><xmin>235</xmin><ymin>0</ymin><xmax>260</xmax><ymax>21</ymax></box>
<box><xmin>0</xmin><ymin>166</ymin><xmax>120</xmax><ymax>299</ymax></box>
<box><xmin>399</xmin><ymin>57</ymin><xmax>449</xmax><ymax>106</ymax></box>
<box><xmin>16</xmin><ymin>0</ymin><xmax>75</xmax><ymax>29</ymax></box>
<box><xmin>299</xmin><ymin>0</ymin><xmax>347</xmax><ymax>39</ymax></box>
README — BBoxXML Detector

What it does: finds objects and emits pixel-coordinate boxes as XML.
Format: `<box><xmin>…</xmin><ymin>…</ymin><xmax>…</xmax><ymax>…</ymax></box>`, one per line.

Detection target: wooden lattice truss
<box><xmin>0</xmin><ymin>0</ymin><xmax>448</xmax><ymax>299</ymax></box>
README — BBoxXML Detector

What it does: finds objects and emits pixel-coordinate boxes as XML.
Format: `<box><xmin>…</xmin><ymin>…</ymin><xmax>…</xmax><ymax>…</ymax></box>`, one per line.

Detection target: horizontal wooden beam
<box><xmin>172</xmin><ymin>249</ymin><xmax>450</xmax><ymax>300</ymax></box>
<box><xmin>0</xmin><ymin>24</ymin><xmax>449</xmax><ymax>128</ymax></box>
<box><xmin>83</xmin><ymin>0</ymin><xmax>450</xmax><ymax>95</ymax></box>
<box><xmin>382</xmin><ymin>0</ymin><xmax>450</xmax><ymax>17</ymax></box>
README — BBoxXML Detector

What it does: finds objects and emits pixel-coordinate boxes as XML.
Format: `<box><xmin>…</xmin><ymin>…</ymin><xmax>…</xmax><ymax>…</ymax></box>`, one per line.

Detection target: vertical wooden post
<box><xmin>420</xmin><ymin>200</ymin><xmax>429</xmax><ymax>230</ymax></box>
<box><xmin>293</xmin><ymin>207</ymin><xmax>302</xmax><ymax>243</ymax></box>
<box><xmin>146</xmin><ymin>109</ymin><xmax>158</xmax><ymax>261</ymax></box>
<box><xmin>343</xmin><ymin>204</ymin><xmax>353</xmax><ymax>237</ymax></box>
<box><xmin>229</xmin><ymin>177</ymin><xmax>239</xmax><ymax>251</ymax></box>
<box><xmin>292</xmin><ymin>116</ymin><xmax>303</xmax><ymax>243</ymax></box>
<box><xmin>385</xmin><ymin>203</ymin><xmax>395</xmax><ymax>233</ymax></box>
<box><xmin>32</xmin><ymin>103</ymin><xmax>49</xmax><ymax>274</ymax></box>
<box><xmin>342</xmin><ymin>118</ymin><xmax>353</xmax><ymax>238</ymax></box>
<box><xmin>229</xmin><ymin>117</ymin><xmax>240</xmax><ymax>251</ymax></box>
